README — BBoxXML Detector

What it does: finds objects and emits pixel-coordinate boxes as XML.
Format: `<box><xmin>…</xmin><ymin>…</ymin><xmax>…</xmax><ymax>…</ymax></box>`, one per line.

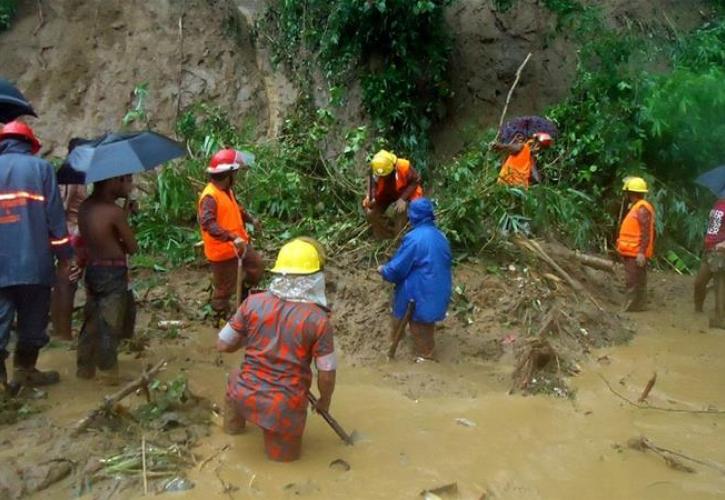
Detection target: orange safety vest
<box><xmin>198</xmin><ymin>182</ymin><xmax>249</xmax><ymax>262</ymax></box>
<box><xmin>617</xmin><ymin>199</ymin><xmax>655</xmax><ymax>258</ymax></box>
<box><xmin>498</xmin><ymin>142</ymin><xmax>534</xmax><ymax>188</ymax></box>
<box><xmin>374</xmin><ymin>159</ymin><xmax>424</xmax><ymax>204</ymax></box>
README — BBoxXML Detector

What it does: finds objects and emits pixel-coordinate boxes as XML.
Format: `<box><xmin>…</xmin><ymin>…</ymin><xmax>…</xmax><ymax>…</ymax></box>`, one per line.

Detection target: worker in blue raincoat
<box><xmin>378</xmin><ymin>198</ymin><xmax>452</xmax><ymax>360</ymax></box>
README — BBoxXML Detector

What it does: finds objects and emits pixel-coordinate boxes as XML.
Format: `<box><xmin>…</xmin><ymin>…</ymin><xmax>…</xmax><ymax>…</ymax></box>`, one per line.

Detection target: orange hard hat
<box><xmin>208</xmin><ymin>148</ymin><xmax>254</xmax><ymax>174</ymax></box>
<box><xmin>0</xmin><ymin>120</ymin><xmax>41</xmax><ymax>154</ymax></box>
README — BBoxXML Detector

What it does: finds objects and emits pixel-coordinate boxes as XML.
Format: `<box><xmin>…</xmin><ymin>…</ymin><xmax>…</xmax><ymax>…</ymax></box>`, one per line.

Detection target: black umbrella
<box><xmin>57</xmin><ymin>131</ymin><xmax>186</xmax><ymax>184</ymax></box>
<box><xmin>0</xmin><ymin>77</ymin><xmax>37</xmax><ymax>123</ymax></box>
<box><xmin>695</xmin><ymin>165</ymin><xmax>725</xmax><ymax>198</ymax></box>
<box><xmin>500</xmin><ymin>115</ymin><xmax>558</xmax><ymax>144</ymax></box>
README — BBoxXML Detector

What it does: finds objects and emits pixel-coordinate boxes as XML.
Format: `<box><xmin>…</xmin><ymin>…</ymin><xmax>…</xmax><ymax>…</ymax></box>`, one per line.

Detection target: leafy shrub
<box><xmin>0</xmin><ymin>0</ymin><xmax>15</xmax><ymax>31</ymax></box>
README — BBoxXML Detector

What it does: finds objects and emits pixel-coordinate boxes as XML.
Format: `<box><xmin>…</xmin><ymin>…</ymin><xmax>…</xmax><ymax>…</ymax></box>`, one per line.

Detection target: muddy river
<box><xmin>24</xmin><ymin>275</ymin><xmax>725</xmax><ymax>499</ymax></box>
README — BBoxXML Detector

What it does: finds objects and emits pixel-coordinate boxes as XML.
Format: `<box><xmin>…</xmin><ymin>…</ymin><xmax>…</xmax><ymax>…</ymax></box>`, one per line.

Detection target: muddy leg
<box><xmin>694</xmin><ymin>259</ymin><xmax>712</xmax><ymax>313</ymax></box>
<box><xmin>50</xmin><ymin>274</ymin><xmax>77</xmax><ymax>340</ymax></box>
<box><xmin>263</xmin><ymin>430</ymin><xmax>302</xmax><ymax>462</ymax></box>
<box><xmin>710</xmin><ymin>271</ymin><xmax>725</xmax><ymax>329</ymax></box>
<box><xmin>210</xmin><ymin>259</ymin><xmax>237</xmax><ymax>318</ymax></box>
<box><xmin>366</xmin><ymin>206</ymin><xmax>394</xmax><ymax>240</ymax></box>
<box><xmin>223</xmin><ymin>398</ymin><xmax>246</xmax><ymax>435</ymax></box>
<box><xmin>622</xmin><ymin>258</ymin><xmax>646</xmax><ymax>312</ymax></box>
<box><xmin>410</xmin><ymin>321</ymin><xmax>436</xmax><ymax>360</ymax></box>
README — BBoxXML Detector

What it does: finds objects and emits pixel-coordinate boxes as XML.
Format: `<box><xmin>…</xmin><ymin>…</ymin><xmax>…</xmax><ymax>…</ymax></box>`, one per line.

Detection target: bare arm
<box><xmin>398</xmin><ymin>166</ymin><xmax>422</xmax><ymax>201</ymax></box>
<box><xmin>315</xmin><ymin>370</ymin><xmax>336</xmax><ymax>413</ymax></box>
<box><xmin>493</xmin><ymin>142</ymin><xmax>524</xmax><ymax>155</ymax></box>
<box><xmin>114</xmin><ymin>207</ymin><xmax>138</xmax><ymax>255</ymax></box>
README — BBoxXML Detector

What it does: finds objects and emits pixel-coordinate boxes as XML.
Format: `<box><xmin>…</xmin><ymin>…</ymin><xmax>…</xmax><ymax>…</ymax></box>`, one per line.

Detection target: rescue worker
<box><xmin>198</xmin><ymin>148</ymin><xmax>263</xmax><ymax>317</ymax></box>
<box><xmin>0</xmin><ymin>121</ymin><xmax>78</xmax><ymax>392</ymax></box>
<box><xmin>494</xmin><ymin>132</ymin><xmax>552</xmax><ymax>188</ymax></box>
<box><xmin>616</xmin><ymin>176</ymin><xmax>655</xmax><ymax>312</ymax></box>
<box><xmin>693</xmin><ymin>194</ymin><xmax>725</xmax><ymax>327</ymax></box>
<box><xmin>50</xmin><ymin>138</ymin><xmax>89</xmax><ymax>340</ymax></box>
<box><xmin>362</xmin><ymin>149</ymin><xmax>423</xmax><ymax>239</ymax></box>
<box><xmin>217</xmin><ymin>238</ymin><xmax>336</xmax><ymax>462</ymax></box>
<box><xmin>378</xmin><ymin>198</ymin><xmax>452</xmax><ymax>360</ymax></box>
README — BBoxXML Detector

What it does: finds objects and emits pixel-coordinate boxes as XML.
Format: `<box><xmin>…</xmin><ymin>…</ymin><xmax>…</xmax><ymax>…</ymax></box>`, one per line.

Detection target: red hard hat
<box><xmin>0</xmin><ymin>120</ymin><xmax>41</xmax><ymax>154</ymax></box>
<box><xmin>208</xmin><ymin>148</ymin><xmax>254</xmax><ymax>174</ymax></box>
<box><xmin>532</xmin><ymin>132</ymin><xmax>553</xmax><ymax>148</ymax></box>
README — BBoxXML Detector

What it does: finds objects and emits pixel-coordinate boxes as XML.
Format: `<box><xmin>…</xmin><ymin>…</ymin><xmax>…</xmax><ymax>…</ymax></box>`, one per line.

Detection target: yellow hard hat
<box><xmin>293</xmin><ymin>237</ymin><xmax>326</xmax><ymax>269</ymax></box>
<box><xmin>370</xmin><ymin>149</ymin><xmax>397</xmax><ymax>176</ymax></box>
<box><xmin>270</xmin><ymin>239</ymin><xmax>322</xmax><ymax>275</ymax></box>
<box><xmin>622</xmin><ymin>176</ymin><xmax>648</xmax><ymax>193</ymax></box>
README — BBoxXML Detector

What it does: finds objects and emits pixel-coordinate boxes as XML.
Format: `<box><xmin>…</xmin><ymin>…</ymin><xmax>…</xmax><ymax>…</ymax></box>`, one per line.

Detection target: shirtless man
<box><xmin>77</xmin><ymin>174</ymin><xmax>137</xmax><ymax>384</ymax></box>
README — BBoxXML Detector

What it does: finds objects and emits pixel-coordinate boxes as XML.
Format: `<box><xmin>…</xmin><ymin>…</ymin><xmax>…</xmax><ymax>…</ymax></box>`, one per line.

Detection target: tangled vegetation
<box><xmin>0</xmin><ymin>0</ymin><xmax>16</xmax><ymax>31</ymax></box>
<box><xmin>131</xmin><ymin>1</ymin><xmax>724</xmax><ymax>272</ymax></box>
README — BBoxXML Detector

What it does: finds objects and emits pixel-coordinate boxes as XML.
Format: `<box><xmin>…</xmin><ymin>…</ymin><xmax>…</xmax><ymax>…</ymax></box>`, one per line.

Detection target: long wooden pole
<box><xmin>495</xmin><ymin>52</ymin><xmax>533</xmax><ymax>143</ymax></box>
<box><xmin>388</xmin><ymin>301</ymin><xmax>415</xmax><ymax>360</ymax></box>
<box><xmin>307</xmin><ymin>392</ymin><xmax>354</xmax><ymax>446</ymax></box>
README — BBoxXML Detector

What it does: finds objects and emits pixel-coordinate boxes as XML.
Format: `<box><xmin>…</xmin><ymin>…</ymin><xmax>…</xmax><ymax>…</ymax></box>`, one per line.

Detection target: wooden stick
<box><xmin>388</xmin><ymin>301</ymin><xmax>415</xmax><ymax>360</ymax></box>
<box><xmin>599</xmin><ymin>373</ymin><xmax>725</xmax><ymax>415</ymax></box>
<box><xmin>573</xmin><ymin>252</ymin><xmax>616</xmax><ymax>273</ymax></box>
<box><xmin>628</xmin><ymin>436</ymin><xmax>725</xmax><ymax>474</ymax></box>
<box><xmin>307</xmin><ymin>392</ymin><xmax>354</xmax><ymax>445</ymax></box>
<box><xmin>637</xmin><ymin>372</ymin><xmax>657</xmax><ymax>403</ymax></box>
<box><xmin>495</xmin><ymin>52</ymin><xmax>533</xmax><ymax>143</ymax></box>
<box><xmin>72</xmin><ymin>359</ymin><xmax>167</xmax><ymax>435</ymax></box>
<box><xmin>141</xmin><ymin>435</ymin><xmax>148</xmax><ymax>496</ymax></box>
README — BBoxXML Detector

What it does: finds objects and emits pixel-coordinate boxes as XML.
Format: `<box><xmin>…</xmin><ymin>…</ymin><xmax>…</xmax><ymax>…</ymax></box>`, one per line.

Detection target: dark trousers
<box><xmin>366</xmin><ymin>204</ymin><xmax>407</xmax><ymax>240</ymax></box>
<box><xmin>77</xmin><ymin>266</ymin><xmax>135</xmax><ymax>372</ymax></box>
<box><xmin>210</xmin><ymin>246</ymin><xmax>264</xmax><ymax>315</ymax></box>
<box><xmin>622</xmin><ymin>257</ymin><xmax>647</xmax><ymax>311</ymax></box>
<box><xmin>0</xmin><ymin>285</ymin><xmax>51</xmax><ymax>361</ymax></box>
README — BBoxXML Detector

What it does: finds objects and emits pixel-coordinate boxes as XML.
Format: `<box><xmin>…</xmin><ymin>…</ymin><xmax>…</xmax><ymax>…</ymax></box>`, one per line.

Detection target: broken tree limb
<box><xmin>573</xmin><ymin>251</ymin><xmax>616</xmax><ymax>273</ymax></box>
<box><xmin>627</xmin><ymin>437</ymin><xmax>725</xmax><ymax>474</ymax></box>
<box><xmin>71</xmin><ymin>359</ymin><xmax>168</xmax><ymax>436</ymax></box>
<box><xmin>513</xmin><ymin>236</ymin><xmax>604</xmax><ymax>312</ymax></box>
<box><xmin>598</xmin><ymin>373</ymin><xmax>725</xmax><ymax>415</ymax></box>
<box><xmin>638</xmin><ymin>372</ymin><xmax>657</xmax><ymax>403</ymax></box>
<box><xmin>495</xmin><ymin>52</ymin><xmax>533</xmax><ymax>143</ymax></box>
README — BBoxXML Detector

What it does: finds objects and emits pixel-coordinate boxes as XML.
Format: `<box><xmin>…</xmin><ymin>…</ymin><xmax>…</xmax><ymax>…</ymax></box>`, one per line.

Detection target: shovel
<box><xmin>307</xmin><ymin>392</ymin><xmax>357</xmax><ymax>446</ymax></box>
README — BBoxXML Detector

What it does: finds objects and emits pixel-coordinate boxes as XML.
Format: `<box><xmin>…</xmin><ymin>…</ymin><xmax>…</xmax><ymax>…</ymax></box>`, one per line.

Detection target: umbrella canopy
<box><xmin>57</xmin><ymin>131</ymin><xmax>186</xmax><ymax>184</ymax></box>
<box><xmin>695</xmin><ymin>165</ymin><xmax>725</xmax><ymax>198</ymax></box>
<box><xmin>0</xmin><ymin>77</ymin><xmax>37</xmax><ymax>123</ymax></box>
<box><xmin>500</xmin><ymin>116</ymin><xmax>558</xmax><ymax>144</ymax></box>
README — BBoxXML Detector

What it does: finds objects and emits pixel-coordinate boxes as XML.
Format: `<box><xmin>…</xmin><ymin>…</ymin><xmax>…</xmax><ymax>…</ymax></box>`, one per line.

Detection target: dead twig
<box><xmin>33</xmin><ymin>0</ymin><xmax>45</xmax><ymax>36</ymax></box>
<box><xmin>627</xmin><ymin>436</ymin><xmax>725</xmax><ymax>474</ymax></box>
<box><xmin>599</xmin><ymin>374</ymin><xmax>725</xmax><ymax>415</ymax></box>
<box><xmin>71</xmin><ymin>359</ymin><xmax>168</xmax><ymax>435</ymax></box>
<box><xmin>214</xmin><ymin>466</ymin><xmax>238</xmax><ymax>500</ymax></box>
<box><xmin>198</xmin><ymin>444</ymin><xmax>231</xmax><ymax>471</ymax></box>
<box><xmin>638</xmin><ymin>372</ymin><xmax>657</xmax><ymax>403</ymax></box>
<box><xmin>495</xmin><ymin>52</ymin><xmax>533</xmax><ymax>143</ymax></box>
<box><xmin>175</xmin><ymin>1</ymin><xmax>186</xmax><ymax>119</ymax></box>
<box><xmin>141</xmin><ymin>435</ymin><xmax>148</xmax><ymax>496</ymax></box>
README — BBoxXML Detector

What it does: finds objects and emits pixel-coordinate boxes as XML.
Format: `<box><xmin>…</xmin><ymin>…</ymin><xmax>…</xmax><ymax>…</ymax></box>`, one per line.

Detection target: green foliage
<box><xmin>122</xmin><ymin>83</ymin><xmax>150</xmax><ymax>128</ymax></box>
<box><xmin>135</xmin><ymin>375</ymin><xmax>191</xmax><ymax>422</ymax></box>
<box><xmin>0</xmin><ymin>0</ymin><xmax>16</xmax><ymax>31</ymax></box>
<box><xmin>263</xmin><ymin>0</ymin><xmax>454</xmax><ymax>167</ymax></box>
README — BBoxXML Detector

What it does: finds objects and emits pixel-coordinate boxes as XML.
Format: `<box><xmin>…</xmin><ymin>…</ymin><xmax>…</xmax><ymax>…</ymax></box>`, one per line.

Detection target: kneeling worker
<box><xmin>616</xmin><ymin>176</ymin><xmax>655</xmax><ymax>312</ymax></box>
<box><xmin>363</xmin><ymin>149</ymin><xmax>423</xmax><ymax>239</ymax></box>
<box><xmin>217</xmin><ymin>238</ymin><xmax>336</xmax><ymax>462</ymax></box>
<box><xmin>198</xmin><ymin>149</ymin><xmax>264</xmax><ymax>317</ymax></box>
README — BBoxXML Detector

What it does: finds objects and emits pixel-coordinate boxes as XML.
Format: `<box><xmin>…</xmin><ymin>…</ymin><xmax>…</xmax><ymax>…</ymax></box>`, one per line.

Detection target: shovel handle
<box><xmin>307</xmin><ymin>392</ymin><xmax>354</xmax><ymax>446</ymax></box>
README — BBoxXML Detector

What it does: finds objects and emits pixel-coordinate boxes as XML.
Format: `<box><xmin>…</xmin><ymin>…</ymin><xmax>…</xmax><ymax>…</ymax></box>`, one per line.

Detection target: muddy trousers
<box><xmin>50</xmin><ymin>269</ymin><xmax>78</xmax><ymax>340</ymax></box>
<box><xmin>622</xmin><ymin>257</ymin><xmax>647</xmax><ymax>312</ymax></box>
<box><xmin>694</xmin><ymin>259</ymin><xmax>713</xmax><ymax>313</ymax></box>
<box><xmin>0</xmin><ymin>285</ymin><xmax>51</xmax><ymax>383</ymax></box>
<box><xmin>223</xmin><ymin>398</ymin><xmax>303</xmax><ymax>462</ymax></box>
<box><xmin>77</xmin><ymin>266</ymin><xmax>135</xmax><ymax>376</ymax></box>
<box><xmin>209</xmin><ymin>246</ymin><xmax>264</xmax><ymax>316</ymax></box>
<box><xmin>366</xmin><ymin>205</ymin><xmax>408</xmax><ymax>240</ymax></box>
<box><xmin>392</xmin><ymin>317</ymin><xmax>436</xmax><ymax>359</ymax></box>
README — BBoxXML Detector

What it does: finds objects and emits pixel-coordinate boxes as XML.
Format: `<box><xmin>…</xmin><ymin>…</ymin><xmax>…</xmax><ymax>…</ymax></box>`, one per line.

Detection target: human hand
<box><xmin>636</xmin><ymin>253</ymin><xmax>646</xmax><ymax>268</ymax></box>
<box><xmin>377</xmin><ymin>265</ymin><xmax>384</xmax><ymax>275</ymax></box>
<box><xmin>233</xmin><ymin>237</ymin><xmax>247</xmax><ymax>255</ymax></box>
<box><xmin>313</xmin><ymin>396</ymin><xmax>331</xmax><ymax>414</ymax></box>
<box><xmin>363</xmin><ymin>197</ymin><xmax>375</xmax><ymax>210</ymax></box>
<box><xmin>393</xmin><ymin>198</ymin><xmax>407</xmax><ymax>214</ymax></box>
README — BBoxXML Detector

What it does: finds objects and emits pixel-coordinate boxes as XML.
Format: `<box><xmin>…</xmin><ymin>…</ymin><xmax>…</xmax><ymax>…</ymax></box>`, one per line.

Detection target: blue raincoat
<box><xmin>380</xmin><ymin>198</ymin><xmax>452</xmax><ymax>323</ymax></box>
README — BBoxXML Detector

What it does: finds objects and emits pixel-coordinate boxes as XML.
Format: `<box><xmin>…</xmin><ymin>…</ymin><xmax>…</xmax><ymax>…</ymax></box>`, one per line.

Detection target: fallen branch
<box><xmin>627</xmin><ymin>436</ymin><xmax>725</xmax><ymax>474</ymax></box>
<box><xmin>638</xmin><ymin>372</ymin><xmax>657</xmax><ymax>403</ymax></box>
<box><xmin>514</xmin><ymin>236</ymin><xmax>604</xmax><ymax>311</ymax></box>
<box><xmin>598</xmin><ymin>373</ymin><xmax>725</xmax><ymax>415</ymax></box>
<box><xmin>573</xmin><ymin>251</ymin><xmax>616</xmax><ymax>273</ymax></box>
<box><xmin>495</xmin><ymin>52</ymin><xmax>533</xmax><ymax>142</ymax></box>
<box><xmin>71</xmin><ymin>359</ymin><xmax>168</xmax><ymax>436</ymax></box>
<box><xmin>198</xmin><ymin>444</ymin><xmax>231</xmax><ymax>471</ymax></box>
<box><xmin>141</xmin><ymin>435</ymin><xmax>148</xmax><ymax>496</ymax></box>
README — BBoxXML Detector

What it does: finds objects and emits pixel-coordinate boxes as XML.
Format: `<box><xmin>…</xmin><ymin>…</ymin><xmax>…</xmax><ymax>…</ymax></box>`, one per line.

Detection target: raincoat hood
<box><xmin>408</xmin><ymin>197</ymin><xmax>435</xmax><ymax>227</ymax></box>
<box><xmin>0</xmin><ymin>138</ymin><xmax>32</xmax><ymax>156</ymax></box>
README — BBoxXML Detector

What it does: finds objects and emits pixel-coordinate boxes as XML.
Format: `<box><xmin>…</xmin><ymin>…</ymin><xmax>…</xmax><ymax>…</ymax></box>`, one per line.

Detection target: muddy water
<box><xmin>36</xmin><ymin>276</ymin><xmax>725</xmax><ymax>499</ymax></box>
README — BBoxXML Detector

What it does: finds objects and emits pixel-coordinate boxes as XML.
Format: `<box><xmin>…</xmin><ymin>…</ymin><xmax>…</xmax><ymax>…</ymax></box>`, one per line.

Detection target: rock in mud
<box><xmin>421</xmin><ymin>482</ymin><xmax>459</xmax><ymax>499</ymax></box>
<box><xmin>22</xmin><ymin>459</ymin><xmax>73</xmax><ymax>495</ymax></box>
<box><xmin>329</xmin><ymin>459</ymin><xmax>351</xmax><ymax>472</ymax></box>
<box><xmin>163</xmin><ymin>477</ymin><xmax>194</xmax><ymax>492</ymax></box>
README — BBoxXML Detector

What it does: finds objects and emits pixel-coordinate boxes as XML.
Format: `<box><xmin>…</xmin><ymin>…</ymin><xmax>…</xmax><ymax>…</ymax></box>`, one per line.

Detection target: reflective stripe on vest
<box><xmin>497</xmin><ymin>142</ymin><xmax>533</xmax><ymax>188</ymax></box>
<box><xmin>374</xmin><ymin>159</ymin><xmax>423</xmax><ymax>203</ymax></box>
<box><xmin>617</xmin><ymin>199</ymin><xmax>655</xmax><ymax>258</ymax></box>
<box><xmin>198</xmin><ymin>183</ymin><xmax>248</xmax><ymax>262</ymax></box>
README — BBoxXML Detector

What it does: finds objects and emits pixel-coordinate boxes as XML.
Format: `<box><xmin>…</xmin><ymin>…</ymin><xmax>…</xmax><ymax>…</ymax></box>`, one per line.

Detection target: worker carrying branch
<box><xmin>493</xmin><ymin>132</ymin><xmax>552</xmax><ymax>188</ymax></box>
<box><xmin>198</xmin><ymin>148</ymin><xmax>263</xmax><ymax>317</ymax></box>
<box><xmin>362</xmin><ymin>149</ymin><xmax>423</xmax><ymax>239</ymax></box>
<box><xmin>616</xmin><ymin>176</ymin><xmax>656</xmax><ymax>312</ymax></box>
<box><xmin>217</xmin><ymin>238</ymin><xmax>336</xmax><ymax>462</ymax></box>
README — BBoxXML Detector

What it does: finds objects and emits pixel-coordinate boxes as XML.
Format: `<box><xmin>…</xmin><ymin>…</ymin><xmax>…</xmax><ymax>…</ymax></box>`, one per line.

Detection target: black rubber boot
<box><xmin>13</xmin><ymin>346</ymin><xmax>60</xmax><ymax>387</ymax></box>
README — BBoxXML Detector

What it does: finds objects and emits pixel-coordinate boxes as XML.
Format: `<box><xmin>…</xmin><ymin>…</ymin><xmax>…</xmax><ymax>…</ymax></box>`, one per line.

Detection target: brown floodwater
<box><xmin>32</xmin><ymin>276</ymin><xmax>725</xmax><ymax>499</ymax></box>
